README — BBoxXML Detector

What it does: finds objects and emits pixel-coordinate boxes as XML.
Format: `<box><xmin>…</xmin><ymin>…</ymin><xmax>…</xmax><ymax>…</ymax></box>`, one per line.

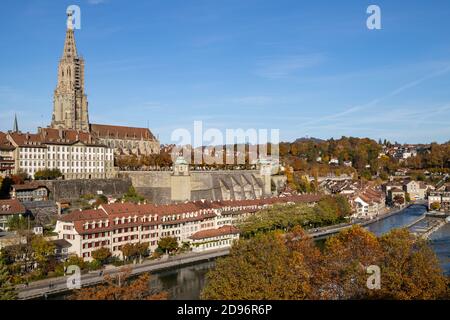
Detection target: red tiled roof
<box><xmin>90</xmin><ymin>124</ymin><xmax>156</xmax><ymax>141</ymax></box>
<box><xmin>8</xmin><ymin>132</ymin><xmax>46</xmax><ymax>148</ymax></box>
<box><xmin>58</xmin><ymin>194</ymin><xmax>324</xmax><ymax>234</ymax></box>
<box><xmin>8</xmin><ymin>129</ymin><xmax>104</xmax><ymax>147</ymax></box>
<box><xmin>59</xmin><ymin>209</ymin><xmax>108</xmax><ymax>222</ymax></box>
<box><xmin>0</xmin><ymin>132</ymin><xmax>15</xmax><ymax>151</ymax></box>
<box><xmin>0</xmin><ymin>199</ymin><xmax>26</xmax><ymax>216</ymax></box>
<box><xmin>190</xmin><ymin>225</ymin><xmax>240</xmax><ymax>240</ymax></box>
<box><xmin>12</xmin><ymin>182</ymin><xmax>48</xmax><ymax>191</ymax></box>
<box><xmin>39</xmin><ymin>128</ymin><xmax>101</xmax><ymax>146</ymax></box>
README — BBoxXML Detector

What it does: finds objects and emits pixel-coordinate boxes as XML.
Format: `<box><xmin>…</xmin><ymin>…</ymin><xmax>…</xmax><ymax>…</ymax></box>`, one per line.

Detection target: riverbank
<box><xmin>308</xmin><ymin>204</ymin><xmax>414</xmax><ymax>239</ymax></box>
<box><xmin>15</xmin><ymin>204</ymin><xmax>431</xmax><ymax>300</ymax></box>
<box><xmin>17</xmin><ymin>248</ymin><xmax>229</xmax><ymax>300</ymax></box>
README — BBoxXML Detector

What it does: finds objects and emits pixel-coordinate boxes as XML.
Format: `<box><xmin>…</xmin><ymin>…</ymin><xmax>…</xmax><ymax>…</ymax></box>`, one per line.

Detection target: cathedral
<box><xmin>50</xmin><ymin>12</ymin><xmax>160</xmax><ymax>156</ymax></box>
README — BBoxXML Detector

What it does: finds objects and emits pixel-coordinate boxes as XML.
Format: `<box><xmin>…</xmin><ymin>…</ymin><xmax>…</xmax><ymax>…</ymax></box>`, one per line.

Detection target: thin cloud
<box><xmin>87</xmin><ymin>0</ymin><xmax>108</xmax><ymax>5</ymax></box>
<box><xmin>255</xmin><ymin>54</ymin><xmax>324</xmax><ymax>79</ymax></box>
<box><xmin>300</xmin><ymin>63</ymin><xmax>450</xmax><ymax>128</ymax></box>
<box><xmin>230</xmin><ymin>96</ymin><xmax>273</xmax><ymax>106</ymax></box>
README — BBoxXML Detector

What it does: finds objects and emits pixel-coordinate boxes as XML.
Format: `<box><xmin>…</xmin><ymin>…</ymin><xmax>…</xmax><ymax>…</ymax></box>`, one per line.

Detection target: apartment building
<box><xmin>428</xmin><ymin>190</ymin><xmax>450</xmax><ymax>211</ymax></box>
<box><xmin>6</xmin><ymin>128</ymin><xmax>114</xmax><ymax>179</ymax></box>
<box><xmin>54</xmin><ymin>194</ymin><xmax>323</xmax><ymax>261</ymax></box>
<box><xmin>351</xmin><ymin>187</ymin><xmax>386</xmax><ymax>219</ymax></box>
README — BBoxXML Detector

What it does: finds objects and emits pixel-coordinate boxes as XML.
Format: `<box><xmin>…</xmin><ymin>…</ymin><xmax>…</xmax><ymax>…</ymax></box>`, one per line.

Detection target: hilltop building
<box><xmin>6</xmin><ymin>128</ymin><xmax>115</xmax><ymax>179</ymax></box>
<box><xmin>50</xmin><ymin>12</ymin><xmax>159</xmax><ymax>156</ymax></box>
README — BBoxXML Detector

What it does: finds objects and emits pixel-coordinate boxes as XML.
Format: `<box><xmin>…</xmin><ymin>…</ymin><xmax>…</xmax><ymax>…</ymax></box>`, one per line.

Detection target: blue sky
<box><xmin>1</xmin><ymin>0</ymin><xmax>450</xmax><ymax>144</ymax></box>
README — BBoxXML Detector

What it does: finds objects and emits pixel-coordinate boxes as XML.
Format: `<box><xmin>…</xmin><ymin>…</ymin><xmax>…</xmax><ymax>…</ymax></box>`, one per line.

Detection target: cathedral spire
<box><xmin>62</xmin><ymin>12</ymin><xmax>78</xmax><ymax>59</ymax></box>
<box><xmin>13</xmin><ymin>114</ymin><xmax>19</xmax><ymax>132</ymax></box>
<box><xmin>51</xmin><ymin>11</ymin><xmax>89</xmax><ymax>132</ymax></box>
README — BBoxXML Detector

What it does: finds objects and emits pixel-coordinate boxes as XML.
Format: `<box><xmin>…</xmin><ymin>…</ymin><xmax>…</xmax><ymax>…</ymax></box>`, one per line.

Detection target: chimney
<box><xmin>58</xmin><ymin>128</ymin><xmax>63</xmax><ymax>140</ymax></box>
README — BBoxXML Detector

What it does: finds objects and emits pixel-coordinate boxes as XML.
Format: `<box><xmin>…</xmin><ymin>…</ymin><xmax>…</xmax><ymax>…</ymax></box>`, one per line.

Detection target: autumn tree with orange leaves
<box><xmin>201</xmin><ymin>225</ymin><xmax>449</xmax><ymax>300</ymax></box>
<box><xmin>71</xmin><ymin>267</ymin><xmax>167</xmax><ymax>300</ymax></box>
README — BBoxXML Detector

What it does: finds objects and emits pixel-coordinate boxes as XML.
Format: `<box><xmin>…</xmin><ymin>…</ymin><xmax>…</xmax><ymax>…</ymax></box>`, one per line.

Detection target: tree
<box><xmin>238</xmin><ymin>197</ymin><xmax>350</xmax><ymax>238</ymax></box>
<box><xmin>7</xmin><ymin>215</ymin><xmax>29</xmax><ymax>232</ymax></box>
<box><xmin>322</xmin><ymin>226</ymin><xmax>383</xmax><ymax>299</ymax></box>
<box><xmin>31</xmin><ymin>236</ymin><xmax>55</xmax><ymax>269</ymax></box>
<box><xmin>121</xmin><ymin>243</ymin><xmax>149</xmax><ymax>262</ymax></box>
<box><xmin>136</xmin><ymin>242</ymin><xmax>149</xmax><ymax>258</ymax></box>
<box><xmin>0</xmin><ymin>177</ymin><xmax>12</xmax><ymax>199</ymax></box>
<box><xmin>64</xmin><ymin>255</ymin><xmax>86</xmax><ymax>270</ymax></box>
<box><xmin>375</xmin><ymin>229</ymin><xmax>448</xmax><ymax>299</ymax></box>
<box><xmin>71</xmin><ymin>268</ymin><xmax>167</xmax><ymax>300</ymax></box>
<box><xmin>11</xmin><ymin>170</ymin><xmax>29</xmax><ymax>184</ymax></box>
<box><xmin>120</xmin><ymin>244</ymin><xmax>137</xmax><ymax>262</ymax></box>
<box><xmin>91</xmin><ymin>247</ymin><xmax>112</xmax><ymax>265</ymax></box>
<box><xmin>94</xmin><ymin>195</ymin><xmax>108</xmax><ymax>207</ymax></box>
<box><xmin>393</xmin><ymin>195</ymin><xmax>405</xmax><ymax>206</ymax></box>
<box><xmin>405</xmin><ymin>193</ymin><xmax>411</xmax><ymax>203</ymax></box>
<box><xmin>201</xmin><ymin>231</ymin><xmax>315</xmax><ymax>300</ymax></box>
<box><xmin>430</xmin><ymin>202</ymin><xmax>441</xmax><ymax>211</ymax></box>
<box><xmin>34</xmin><ymin>168</ymin><xmax>62</xmax><ymax>180</ymax></box>
<box><xmin>0</xmin><ymin>260</ymin><xmax>16</xmax><ymax>300</ymax></box>
<box><xmin>121</xmin><ymin>186</ymin><xmax>145</xmax><ymax>204</ymax></box>
<box><xmin>201</xmin><ymin>225</ymin><xmax>449</xmax><ymax>300</ymax></box>
<box><xmin>157</xmin><ymin>237</ymin><xmax>178</xmax><ymax>254</ymax></box>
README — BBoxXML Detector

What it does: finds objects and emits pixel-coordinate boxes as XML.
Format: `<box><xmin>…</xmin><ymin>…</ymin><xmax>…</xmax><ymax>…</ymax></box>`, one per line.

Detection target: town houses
<box><xmin>428</xmin><ymin>184</ymin><xmax>450</xmax><ymax>211</ymax></box>
<box><xmin>54</xmin><ymin>194</ymin><xmax>322</xmax><ymax>261</ymax></box>
<box><xmin>349</xmin><ymin>186</ymin><xmax>386</xmax><ymax>219</ymax></box>
<box><xmin>0</xmin><ymin>199</ymin><xmax>26</xmax><ymax>231</ymax></box>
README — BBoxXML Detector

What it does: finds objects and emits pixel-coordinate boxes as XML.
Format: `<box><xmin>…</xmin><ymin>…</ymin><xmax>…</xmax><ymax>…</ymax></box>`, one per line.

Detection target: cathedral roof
<box><xmin>90</xmin><ymin>123</ymin><xmax>157</xmax><ymax>141</ymax></box>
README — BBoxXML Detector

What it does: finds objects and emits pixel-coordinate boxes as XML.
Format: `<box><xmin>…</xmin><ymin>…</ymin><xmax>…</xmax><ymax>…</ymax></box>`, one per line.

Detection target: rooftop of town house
<box><xmin>0</xmin><ymin>199</ymin><xmax>26</xmax><ymax>216</ymax></box>
<box><xmin>12</xmin><ymin>182</ymin><xmax>49</xmax><ymax>191</ymax></box>
<box><xmin>0</xmin><ymin>132</ymin><xmax>15</xmax><ymax>151</ymax></box>
<box><xmin>58</xmin><ymin>194</ymin><xmax>325</xmax><ymax>226</ymax></box>
<box><xmin>190</xmin><ymin>225</ymin><xmax>240</xmax><ymax>240</ymax></box>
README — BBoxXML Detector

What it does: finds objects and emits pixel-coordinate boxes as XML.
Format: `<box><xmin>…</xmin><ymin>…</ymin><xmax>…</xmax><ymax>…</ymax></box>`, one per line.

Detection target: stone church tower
<box><xmin>51</xmin><ymin>12</ymin><xmax>89</xmax><ymax>132</ymax></box>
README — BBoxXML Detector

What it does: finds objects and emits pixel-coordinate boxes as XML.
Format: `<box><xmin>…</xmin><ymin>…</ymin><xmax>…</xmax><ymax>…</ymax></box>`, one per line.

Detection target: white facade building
<box><xmin>7</xmin><ymin>128</ymin><xmax>114</xmax><ymax>179</ymax></box>
<box><xmin>54</xmin><ymin>194</ymin><xmax>322</xmax><ymax>261</ymax></box>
